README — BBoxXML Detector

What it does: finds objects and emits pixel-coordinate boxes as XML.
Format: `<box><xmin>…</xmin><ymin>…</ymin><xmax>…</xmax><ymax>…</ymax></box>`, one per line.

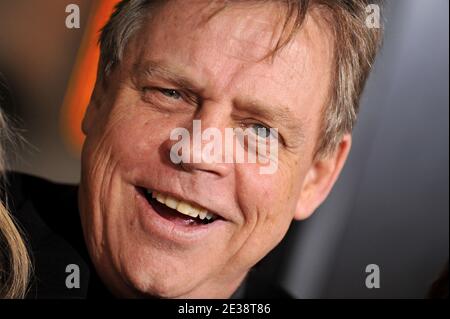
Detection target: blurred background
<box><xmin>0</xmin><ymin>0</ymin><xmax>448</xmax><ymax>298</ymax></box>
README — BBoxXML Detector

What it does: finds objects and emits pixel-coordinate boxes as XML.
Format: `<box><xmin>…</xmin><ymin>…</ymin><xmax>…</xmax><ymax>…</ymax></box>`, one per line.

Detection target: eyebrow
<box><xmin>133</xmin><ymin>61</ymin><xmax>203</xmax><ymax>93</ymax></box>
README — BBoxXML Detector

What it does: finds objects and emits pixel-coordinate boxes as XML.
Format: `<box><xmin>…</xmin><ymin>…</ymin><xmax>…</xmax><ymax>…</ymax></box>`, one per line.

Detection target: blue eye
<box><xmin>251</xmin><ymin>124</ymin><xmax>272</xmax><ymax>138</ymax></box>
<box><xmin>159</xmin><ymin>88</ymin><xmax>181</xmax><ymax>100</ymax></box>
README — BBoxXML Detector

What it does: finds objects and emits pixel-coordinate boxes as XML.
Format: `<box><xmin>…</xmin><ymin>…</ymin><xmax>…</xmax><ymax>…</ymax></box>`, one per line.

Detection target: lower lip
<box><xmin>135</xmin><ymin>187</ymin><xmax>226</xmax><ymax>244</ymax></box>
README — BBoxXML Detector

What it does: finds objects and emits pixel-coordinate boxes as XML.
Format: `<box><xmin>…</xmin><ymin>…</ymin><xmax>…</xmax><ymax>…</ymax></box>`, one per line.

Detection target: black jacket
<box><xmin>5</xmin><ymin>172</ymin><xmax>113</xmax><ymax>298</ymax></box>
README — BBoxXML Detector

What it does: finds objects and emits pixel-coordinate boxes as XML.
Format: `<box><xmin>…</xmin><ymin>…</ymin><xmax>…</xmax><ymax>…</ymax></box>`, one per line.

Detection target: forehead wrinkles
<box><xmin>126</xmin><ymin>1</ymin><xmax>332</xmax><ymax>105</ymax></box>
<box><xmin>232</xmin><ymin>12</ymin><xmax>332</xmax><ymax>101</ymax></box>
<box><xmin>199</xmin><ymin>3</ymin><xmax>289</xmax><ymax>62</ymax></box>
<box><xmin>280</xmin><ymin>11</ymin><xmax>333</xmax><ymax>93</ymax></box>
<box><xmin>136</xmin><ymin>1</ymin><xmax>292</xmax><ymax>85</ymax></box>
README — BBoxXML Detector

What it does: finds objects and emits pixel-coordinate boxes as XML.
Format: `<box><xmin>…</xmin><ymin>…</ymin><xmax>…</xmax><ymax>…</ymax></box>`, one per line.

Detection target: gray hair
<box><xmin>99</xmin><ymin>0</ymin><xmax>154</xmax><ymax>76</ymax></box>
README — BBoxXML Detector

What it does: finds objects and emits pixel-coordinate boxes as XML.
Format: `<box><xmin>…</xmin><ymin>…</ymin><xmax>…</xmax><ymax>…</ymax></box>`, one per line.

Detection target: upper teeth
<box><xmin>149</xmin><ymin>190</ymin><xmax>216</xmax><ymax>221</ymax></box>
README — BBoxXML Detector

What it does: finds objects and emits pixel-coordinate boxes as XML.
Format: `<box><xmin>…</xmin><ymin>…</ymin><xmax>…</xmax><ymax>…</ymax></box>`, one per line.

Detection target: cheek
<box><xmin>226</xmin><ymin>164</ymin><xmax>303</xmax><ymax>269</ymax></box>
<box><xmin>239</xmin><ymin>157</ymin><xmax>304</xmax><ymax>205</ymax></box>
<box><xmin>100</xmin><ymin>109</ymin><xmax>174</xmax><ymax>172</ymax></box>
<box><xmin>236</xmin><ymin>161</ymin><xmax>303</xmax><ymax>235</ymax></box>
<box><xmin>81</xmin><ymin>108</ymin><xmax>165</xmax><ymax>220</ymax></box>
<box><xmin>236</xmin><ymin>152</ymin><xmax>307</xmax><ymax>245</ymax></box>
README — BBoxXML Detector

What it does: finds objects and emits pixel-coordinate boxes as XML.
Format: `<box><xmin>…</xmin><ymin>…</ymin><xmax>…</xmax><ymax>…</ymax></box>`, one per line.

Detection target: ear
<box><xmin>294</xmin><ymin>134</ymin><xmax>352</xmax><ymax>220</ymax></box>
<box><xmin>81</xmin><ymin>81</ymin><xmax>103</xmax><ymax>136</ymax></box>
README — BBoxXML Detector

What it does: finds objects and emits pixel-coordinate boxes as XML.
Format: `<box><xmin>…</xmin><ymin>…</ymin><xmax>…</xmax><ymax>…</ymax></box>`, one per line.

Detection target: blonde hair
<box><xmin>0</xmin><ymin>79</ymin><xmax>31</xmax><ymax>299</ymax></box>
<box><xmin>0</xmin><ymin>202</ymin><xmax>31</xmax><ymax>298</ymax></box>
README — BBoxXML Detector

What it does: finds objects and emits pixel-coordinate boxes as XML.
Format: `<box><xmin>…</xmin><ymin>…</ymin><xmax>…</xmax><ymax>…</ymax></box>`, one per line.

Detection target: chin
<box><xmin>117</xmin><ymin>246</ymin><xmax>209</xmax><ymax>298</ymax></box>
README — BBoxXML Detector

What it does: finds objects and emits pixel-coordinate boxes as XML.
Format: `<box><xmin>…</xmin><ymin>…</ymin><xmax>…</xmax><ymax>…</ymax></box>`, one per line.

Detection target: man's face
<box><xmin>80</xmin><ymin>1</ymin><xmax>341</xmax><ymax>298</ymax></box>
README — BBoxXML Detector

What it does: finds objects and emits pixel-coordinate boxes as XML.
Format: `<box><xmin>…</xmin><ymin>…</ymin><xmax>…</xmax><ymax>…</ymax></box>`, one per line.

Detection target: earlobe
<box><xmin>81</xmin><ymin>83</ymin><xmax>103</xmax><ymax>135</ymax></box>
<box><xmin>81</xmin><ymin>101</ymin><xmax>96</xmax><ymax>136</ymax></box>
<box><xmin>293</xmin><ymin>167</ymin><xmax>318</xmax><ymax>220</ymax></box>
<box><xmin>293</xmin><ymin>134</ymin><xmax>352</xmax><ymax>221</ymax></box>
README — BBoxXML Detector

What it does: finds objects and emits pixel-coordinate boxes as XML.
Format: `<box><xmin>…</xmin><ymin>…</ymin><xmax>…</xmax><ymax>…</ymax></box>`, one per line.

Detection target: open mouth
<box><xmin>138</xmin><ymin>187</ymin><xmax>220</xmax><ymax>226</ymax></box>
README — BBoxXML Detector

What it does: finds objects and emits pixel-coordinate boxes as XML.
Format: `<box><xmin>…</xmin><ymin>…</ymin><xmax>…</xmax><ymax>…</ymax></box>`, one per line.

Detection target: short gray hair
<box><xmin>99</xmin><ymin>0</ymin><xmax>155</xmax><ymax>76</ymax></box>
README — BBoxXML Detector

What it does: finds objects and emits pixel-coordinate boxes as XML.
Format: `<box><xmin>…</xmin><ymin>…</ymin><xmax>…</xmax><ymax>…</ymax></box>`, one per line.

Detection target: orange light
<box><xmin>60</xmin><ymin>0</ymin><xmax>119</xmax><ymax>156</ymax></box>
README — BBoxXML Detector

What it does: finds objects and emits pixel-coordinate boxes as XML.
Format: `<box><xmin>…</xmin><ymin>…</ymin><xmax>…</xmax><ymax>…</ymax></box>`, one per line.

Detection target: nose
<box><xmin>164</xmin><ymin>103</ymin><xmax>234</xmax><ymax>178</ymax></box>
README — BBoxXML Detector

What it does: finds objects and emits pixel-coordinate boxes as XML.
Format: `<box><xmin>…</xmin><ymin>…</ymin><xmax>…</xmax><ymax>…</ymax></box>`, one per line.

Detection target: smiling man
<box><xmin>6</xmin><ymin>0</ymin><xmax>382</xmax><ymax>298</ymax></box>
